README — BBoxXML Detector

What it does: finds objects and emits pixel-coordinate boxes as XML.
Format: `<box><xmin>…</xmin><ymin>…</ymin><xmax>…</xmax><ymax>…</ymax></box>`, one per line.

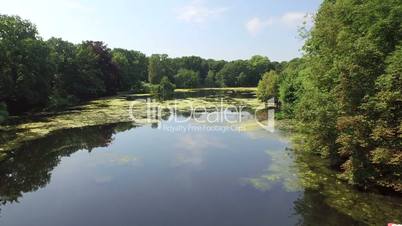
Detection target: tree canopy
<box><xmin>270</xmin><ymin>0</ymin><xmax>402</xmax><ymax>192</ymax></box>
<box><xmin>257</xmin><ymin>71</ymin><xmax>279</xmax><ymax>103</ymax></box>
<box><xmin>0</xmin><ymin>14</ymin><xmax>283</xmax><ymax>115</ymax></box>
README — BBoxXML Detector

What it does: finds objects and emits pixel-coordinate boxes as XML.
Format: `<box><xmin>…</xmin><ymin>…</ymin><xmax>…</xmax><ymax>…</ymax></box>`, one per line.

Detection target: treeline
<box><xmin>257</xmin><ymin>0</ymin><xmax>402</xmax><ymax>193</ymax></box>
<box><xmin>0</xmin><ymin>14</ymin><xmax>282</xmax><ymax>116</ymax></box>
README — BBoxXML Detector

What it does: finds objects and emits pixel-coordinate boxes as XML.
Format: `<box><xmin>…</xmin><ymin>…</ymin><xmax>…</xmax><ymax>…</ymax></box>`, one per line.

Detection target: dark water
<box><xmin>0</xmin><ymin>113</ymin><xmax>395</xmax><ymax>226</ymax></box>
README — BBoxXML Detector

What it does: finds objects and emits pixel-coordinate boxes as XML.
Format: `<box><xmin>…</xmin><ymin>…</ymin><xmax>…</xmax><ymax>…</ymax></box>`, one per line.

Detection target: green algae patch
<box><xmin>0</xmin><ymin>91</ymin><xmax>263</xmax><ymax>160</ymax></box>
<box><xmin>242</xmin><ymin>118</ymin><xmax>402</xmax><ymax>225</ymax></box>
<box><xmin>0</xmin><ymin>97</ymin><xmax>146</xmax><ymax>159</ymax></box>
<box><xmin>245</xmin><ymin>138</ymin><xmax>402</xmax><ymax>225</ymax></box>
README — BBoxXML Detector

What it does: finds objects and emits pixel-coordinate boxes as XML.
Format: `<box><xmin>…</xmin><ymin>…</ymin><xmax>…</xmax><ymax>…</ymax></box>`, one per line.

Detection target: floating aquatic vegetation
<box><xmin>245</xmin><ymin>139</ymin><xmax>402</xmax><ymax>225</ymax></box>
<box><xmin>0</xmin><ymin>89</ymin><xmax>262</xmax><ymax>160</ymax></box>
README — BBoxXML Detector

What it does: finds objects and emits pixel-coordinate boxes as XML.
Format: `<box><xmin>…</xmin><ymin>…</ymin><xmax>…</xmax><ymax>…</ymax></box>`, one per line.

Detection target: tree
<box><xmin>64</xmin><ymin>42</ymin><xmax>105</xmax><ymax>99</ymax></box>
<box><xmin>278</xmin><ymin>58</ymin><xmax>305</xmax><ymax>117</ymax></box>
<box><xmin>362</xmin><ymin>45</ymin><xmax>402</xmax><ymax>191</ymax></box>
<box><xmin>56</xmin><ymin>41</ymin><xmax>120</xmax><ymax>100</ymax></box>
<box><xmin>217</xmin><ymin>60</ymin><xmax>251</xmax><ymax>87</ymax></box>
<box><xmin>237</xmin><ymin>72</ymin><xmax>252</xmax><ymax>87</ymax></box>
<box><xmin>148</xmin><ymin>54</ymin><xmax>162</xmax><ymax>84</ymax></box>
<box><xmin>205</xmin><ymin>70</ymin><xmax>216</xmax><ymax>87</ymax></box>
<box><xmin>207</xmin><ymin>59</ymin><xmax>226</xmax><ymax>74</ymax></box>
<box><xmin>112</xmin><ymin>48</ymin><xmax>147</xmax><ymax>91</ymax></box>
<box><xmin>174</xmin><ymin>69</ymin><xmax>199</xmax><ymax>88</ymax></box>
<box><xmin>151</xmin><ymin>76</ymin><xmax>175</xmax><ymax>100</ymax></box>
<box><xmin>46</xmin><ymin>37</ymin><xmax>79</xmax><ymax>108</ymax></box>
<box><xmin>148</xmin><ymin>54</ymin><xmax>175</xmax><ymax>84</ymax></box>
<box><xmin>82</xmin><ymin>41</ymin><xmax>119</xmax><ymax>95</ymax></box>
<box><xmin>0</xmin><ymin>15</ymin><xmax>53</xmax><ymax>113</ymax></box>
<box><xmin>176</xmin><ymin>56</ymin><xmax>209</xmax><ymax>84</ymax></box>
<box><xmin>289</xmin><ymin>0</ymin><xmax>402</xmax><ymax>191</ymax></box>
<box><xmin>257</xmin><ymin>71</ymin><xmax>279</xmax><ymax>103</ymax></box>
<box><xmin>249</xmin><ymin>55</ymin><xmax>273</xmax><ymax>85</ymax></box>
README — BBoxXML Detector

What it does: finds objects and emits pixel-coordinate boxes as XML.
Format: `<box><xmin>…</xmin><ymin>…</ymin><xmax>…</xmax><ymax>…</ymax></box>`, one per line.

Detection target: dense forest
<box><xmin>257</xmin><ymin>0</ymin><xmax>401</xmax><ymax>193</ymax></box>
<box><xmin>0</xmin><ymin>14</ymin><xmax>283</xmax><ymax>116</ymax></box>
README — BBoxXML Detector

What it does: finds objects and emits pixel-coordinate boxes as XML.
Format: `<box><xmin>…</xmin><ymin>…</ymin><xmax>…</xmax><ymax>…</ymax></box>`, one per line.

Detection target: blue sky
<box><xmin>0</xmin><ymin>0</ymin><xmax>322</xmax><ymax>61</ymax></box>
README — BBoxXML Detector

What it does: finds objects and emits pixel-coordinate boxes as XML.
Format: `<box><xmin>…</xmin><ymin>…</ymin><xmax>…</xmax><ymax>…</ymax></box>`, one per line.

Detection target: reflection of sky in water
<box><xmin>174</xmin><ymin>134</ymin><xmax>227</xmax><ymax>167</ymax></box>
<box><xmin>0</xmin><ymin>112</ymin><xmax>365</xmax><ymax>226</ymax></box>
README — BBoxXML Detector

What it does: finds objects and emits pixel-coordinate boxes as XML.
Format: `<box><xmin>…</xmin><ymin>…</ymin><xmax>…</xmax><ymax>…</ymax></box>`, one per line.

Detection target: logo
<box><xmin>254</xmin><ymin>97</ymin><xmax>275</xmax><ymax>132</ymax></box>
<box><xmin>128</xmin><ymin>98</ymin><xmax>275</xmax><ymax>133</ymax></box>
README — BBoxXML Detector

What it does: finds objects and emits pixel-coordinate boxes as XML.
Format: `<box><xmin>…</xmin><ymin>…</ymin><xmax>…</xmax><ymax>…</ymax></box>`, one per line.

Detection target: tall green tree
<box><xmin>65</xmin><ymin>42</ymin><xmax>105</xmax><ymax>99</ymax></box>
<box><xmin>290</xmin><ymin>0</ymin><xmax>402</xmax><ymax>191</ymax></box>
<box><xmin>278</xmin><ymin>58</ymin><xmax>305</xmax><ymax>117</ymax></box>
<box><xmin>205</xmin><ymin>70</ymin><xmax>216</xmax><ymax>87</ymax></box>
<box><xmin>46</xmin><ymin>37</ymin><xmax>79</xmax><ymax>108</ymax></box>
<box><xmin>217</xmin><ymin>60</ymin><xmax>251</xmax><ymax>87</ymax></box>
<box><xmin>361</xmin><ymin>45</ymin><xmax>402</xmax><ymax>192</ymax></box>
<box><xmin>177</xmin><ymin>56</ymin><xmax>209</xmax><ymax>84</ymax></box>
<box><xmin>82</xmin><ymin>41</ymin><xmax>119</xmax><ymax>95</ymax></box>
<box><xmin>0</xmin><ymin>15</ymin><xmax>53</xmax><ymax>113</ymax></box>
<box><xmin>257</xmin><ymin>71</ymin><xmax>279</xmax><ymax>103</ymax></box>
<box><xmin>249</xmin><ymin>55</ymin><xmax>273</xmax><ymax>85</ymax></box>
<box><xmin>148</xmin><ymin>54</ymin><xmax>174</xmax><ymax>84</ymax></box>
<box><xmin>174</xmin><ymin>69</ymin><xmax>199</xmax><ymax>88</ymax></box>
<box><xmin>112</xmin><ymin>48</ymin><xmax>148</xmax><ymax>91</ymax></box>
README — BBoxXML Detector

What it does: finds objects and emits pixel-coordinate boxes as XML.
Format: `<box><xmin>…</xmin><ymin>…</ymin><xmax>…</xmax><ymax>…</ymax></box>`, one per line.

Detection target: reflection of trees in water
<box><xmin>246</xmin><ymin>147</ymin><xmax>402</xmax><ymax>225</ymax></box>
<box><xmin>173</xmin><ymin>89</ymin><xmax>255</xmax><ymax>99</ymax></box>
<box><xmin>291</xmin><ymin>151</ymin><xmax>402</xmax><ymax>225</ymax></box>
<box><xmin>0</xmin><ymin>122</ymin><xmax>136</xmax><ymax>213</ymax></box>
<box><xmin>293</xmin><ymin>189</ymin><xmax>365</xmax><ymax>226</ymax></box>
<box><xmin>255</xmin><ymin>109</ymin><xmax>268</xmax><ymax>122</ymax></box>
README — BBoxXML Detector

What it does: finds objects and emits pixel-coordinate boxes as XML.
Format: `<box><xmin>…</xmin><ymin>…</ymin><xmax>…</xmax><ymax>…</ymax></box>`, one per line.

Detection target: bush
<box><xmin>47</xmin><ymin>93</ymin><xmax>78</xmax><ymax>110</ymax></box>
<box><xmin>150</xmin><ymin>76</ymin><xmax>175</xmax><ymax>100</ymax></box>
<box><xmin>257</xmin><ymin>71</ymin><xmax>279</xmax><ymax>103</ymax></box>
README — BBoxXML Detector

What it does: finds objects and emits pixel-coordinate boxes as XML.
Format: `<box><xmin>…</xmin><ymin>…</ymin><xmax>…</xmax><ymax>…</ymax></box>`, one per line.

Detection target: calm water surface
<box><xmin>0</xmin><ymin>111</ymin><xmax>390</xmax><ymax>225</ymax></box>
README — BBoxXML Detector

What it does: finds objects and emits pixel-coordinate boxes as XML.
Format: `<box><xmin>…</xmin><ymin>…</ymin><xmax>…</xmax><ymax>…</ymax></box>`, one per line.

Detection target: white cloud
<box><xmin>177</xmin><ymin>1</ymin><xmax>227</xmax><ymax>23</ymax></box>
<box><xmin>245</xmin><ymin>12</ymin><xmax>313</xmax><ymax>36</ymax></box>
<box><xmin>245</xmin><ymin>17</ymin><xmax>274</xmax><ymax>36</ymax></box>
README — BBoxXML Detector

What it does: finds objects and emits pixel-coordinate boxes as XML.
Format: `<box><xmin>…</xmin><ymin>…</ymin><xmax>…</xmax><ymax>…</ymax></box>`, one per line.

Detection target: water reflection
<box><xmin>246</xmin><ymin>147</ymin><xmax>302</xmax><ymax>192</ymax></box>
<box><xmin>245</xmin><ymin>141</ymin><xmax>402</xmax><ymax>225</ymax></box>
<box><xmin>126</xmin><ymin>89</ymin><xmax>256</xmax><ymax>101</ymax></box>
<box><xmin>293</xmin><ymin>190</ymin><xmax>366</xmax><ymax>226</ymax></box>
<box><xmin>0</xmin><ymin>122</ymin><xmax>136</xmax><ymax>211</ymax></box>
<box><xmin>0</xmin><ymin>111</ymin><xmax>400</xmax><ymax>226</ymax></box>
<box><xmin>174</xmin><ymin>134</ymin><xmax>226</xmax><ymax>167</ymax></box>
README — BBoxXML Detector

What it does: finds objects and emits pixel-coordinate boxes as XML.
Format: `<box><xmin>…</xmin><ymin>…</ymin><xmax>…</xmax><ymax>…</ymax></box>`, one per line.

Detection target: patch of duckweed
<box><xmin>0</xmin><ymin>90</ymin><xmax>262</xmax><ymax>160</ymax></box>
<box><xmin>0</xmin><ymin>97</ymin><xmax>142</xmax><ymax>159</ymax></box>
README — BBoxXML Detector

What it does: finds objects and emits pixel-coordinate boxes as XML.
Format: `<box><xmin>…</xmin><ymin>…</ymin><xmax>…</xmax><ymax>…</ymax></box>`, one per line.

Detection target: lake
<box><xmin>0</xmin><ymin>91</ymin><xmax>400</xmax><ymax>226</ymax></box>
